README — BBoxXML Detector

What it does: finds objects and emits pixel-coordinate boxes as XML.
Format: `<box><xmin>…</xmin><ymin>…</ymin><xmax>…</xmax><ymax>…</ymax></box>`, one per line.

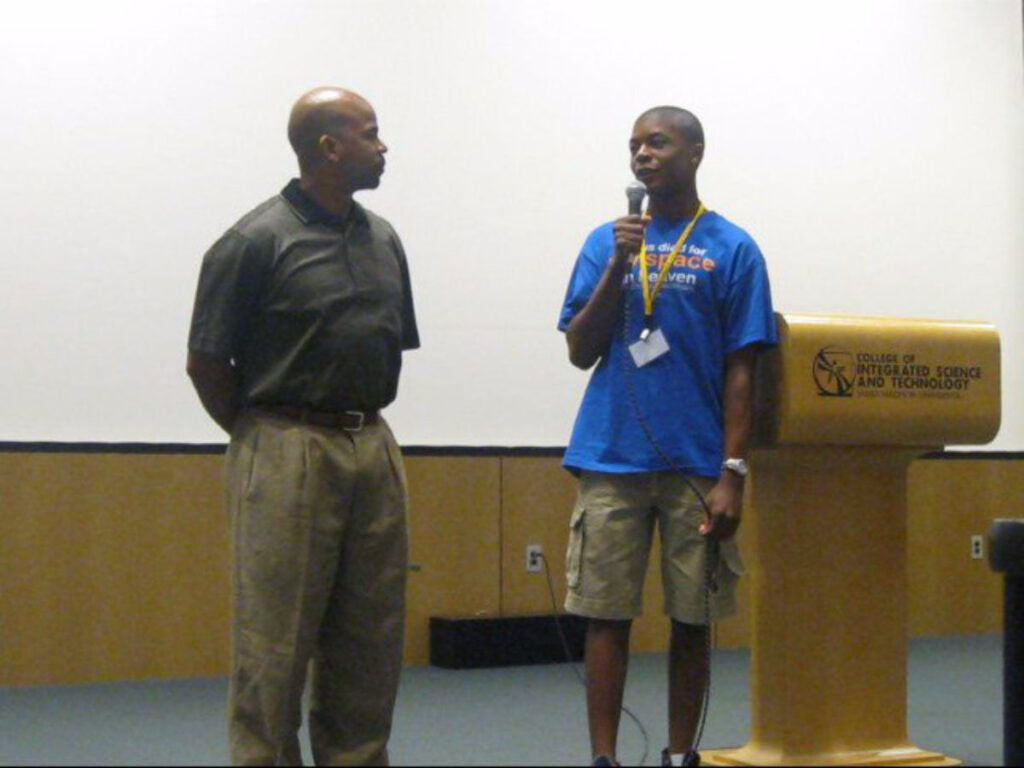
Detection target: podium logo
<box><xmin>813</xmin><ymin>347</ymin><xmax>854</xmax><ymax>397</ymax></box>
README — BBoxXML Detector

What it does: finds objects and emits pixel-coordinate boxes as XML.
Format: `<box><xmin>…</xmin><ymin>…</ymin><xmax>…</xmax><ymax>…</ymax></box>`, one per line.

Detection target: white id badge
<box><xmin>628</xmin><ymin>328</ymin><xmax>670</xmax><ymax>368</ymax></box>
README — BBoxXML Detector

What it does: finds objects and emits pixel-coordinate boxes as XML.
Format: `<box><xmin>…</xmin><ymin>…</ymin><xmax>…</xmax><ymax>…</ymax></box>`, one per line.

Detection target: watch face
<box><xmin>724</xmin><ymin>459</ymin><xmax>748</xmax><ymax>476</ymax></box>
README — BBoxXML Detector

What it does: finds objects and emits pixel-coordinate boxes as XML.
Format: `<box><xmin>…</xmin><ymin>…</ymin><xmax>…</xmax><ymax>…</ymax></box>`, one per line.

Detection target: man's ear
<box><xmin>318</xmin><ymin>133</ymin><xmax>343</xmax><ymax>163</ymax></box>
<box><xmin>691</xmin><ymin>143</ymin><xmax>704</xmax><ymax>166</ymax></box>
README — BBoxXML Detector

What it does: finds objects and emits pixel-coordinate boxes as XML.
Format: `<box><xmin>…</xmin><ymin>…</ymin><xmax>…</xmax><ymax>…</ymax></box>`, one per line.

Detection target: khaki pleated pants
<box><xmin>225</xmin><ymin>411</ymin><xmax>409</xmax><ymax>766</ymax></box>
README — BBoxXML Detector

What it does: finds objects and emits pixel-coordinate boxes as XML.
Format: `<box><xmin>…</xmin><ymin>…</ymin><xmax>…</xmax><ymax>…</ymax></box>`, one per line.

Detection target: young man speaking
<box><xmin>558</xmin><ymin>106</ymin><xmax>777</xmax><ymax>767</ymax></box>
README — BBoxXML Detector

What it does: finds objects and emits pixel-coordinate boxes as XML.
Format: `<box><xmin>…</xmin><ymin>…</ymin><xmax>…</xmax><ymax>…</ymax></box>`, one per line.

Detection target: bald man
<box><xmin>188</xmin><ymin>88</ymin><xmax>419</xmax><ymax>766</ymax></box>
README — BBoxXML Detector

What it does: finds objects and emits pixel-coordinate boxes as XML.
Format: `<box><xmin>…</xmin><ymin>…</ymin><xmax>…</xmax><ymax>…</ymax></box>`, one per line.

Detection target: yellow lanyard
<box><xmin>639</xmin><ymin>203</ymin><xmax>707</xmax><ymax>326</ymax></box>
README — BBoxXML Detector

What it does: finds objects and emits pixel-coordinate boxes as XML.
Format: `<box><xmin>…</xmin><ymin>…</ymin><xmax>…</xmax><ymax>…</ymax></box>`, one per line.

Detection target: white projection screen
<box><xmin>1</xmin><ymin>0</ymin><xmax>1021</xmax><ymax>449</ymax></box>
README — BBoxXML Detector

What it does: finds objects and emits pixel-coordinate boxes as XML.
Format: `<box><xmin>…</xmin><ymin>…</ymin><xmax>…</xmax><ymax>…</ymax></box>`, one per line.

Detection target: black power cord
<box><xmin>539</xmin><ymin>551</ymin><xmax>651</xmax><ymax>767</ymax></box>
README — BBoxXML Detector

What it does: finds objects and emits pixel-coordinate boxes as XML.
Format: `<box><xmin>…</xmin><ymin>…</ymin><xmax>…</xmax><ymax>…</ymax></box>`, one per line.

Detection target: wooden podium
<box><xmin>705</xmin><ymin>314</ymin><xmax>1001</xmax><ymax>767</ymax></box>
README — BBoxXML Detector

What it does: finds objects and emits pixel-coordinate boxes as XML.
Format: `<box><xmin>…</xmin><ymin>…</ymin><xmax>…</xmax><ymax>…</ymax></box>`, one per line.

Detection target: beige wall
<box><xmin>0</xmin><ymin>450</ymin><xmax>1017</xmax><ymax>686</ymax></box>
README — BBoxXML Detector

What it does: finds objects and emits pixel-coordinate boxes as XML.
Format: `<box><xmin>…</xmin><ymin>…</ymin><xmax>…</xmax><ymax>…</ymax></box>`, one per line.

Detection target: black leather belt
<box><xmin>256</xmin><ymin>404</ymin><xmax>378</xmax><ymax>432</ymax></box>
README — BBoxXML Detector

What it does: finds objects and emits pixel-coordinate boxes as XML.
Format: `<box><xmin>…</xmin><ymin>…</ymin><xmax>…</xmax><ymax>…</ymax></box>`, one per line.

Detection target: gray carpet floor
<box><xmin>0</xmin><ymin>634</ymin><xmax>1003</xmax><ymax>766</ymax></box>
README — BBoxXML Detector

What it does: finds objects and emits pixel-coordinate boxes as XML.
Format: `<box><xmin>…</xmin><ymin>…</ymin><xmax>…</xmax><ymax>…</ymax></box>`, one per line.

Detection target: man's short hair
<box><xmin>288</xmin><ymin>111</ymin><xmax>350</xmax><ymax>170</ymax></box>
<box><xmin>637</xmin><ymin>106</ymin><xmax>704</xmax><ymax>147</ymax></box>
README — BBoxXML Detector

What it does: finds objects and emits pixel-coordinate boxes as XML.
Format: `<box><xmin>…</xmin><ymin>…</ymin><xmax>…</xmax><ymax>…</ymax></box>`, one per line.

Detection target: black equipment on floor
<box><xmin>989</xmin><ymin>518</ymin><xmax>1024</xmax><ymax>768</ymax></box>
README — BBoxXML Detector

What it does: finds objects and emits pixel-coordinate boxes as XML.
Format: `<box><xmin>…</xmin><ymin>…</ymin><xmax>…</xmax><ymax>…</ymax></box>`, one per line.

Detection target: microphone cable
<box><xmin>620</xmin><ymin>255</ymin><xmax>718</xmax><ymax>768</ymax></box>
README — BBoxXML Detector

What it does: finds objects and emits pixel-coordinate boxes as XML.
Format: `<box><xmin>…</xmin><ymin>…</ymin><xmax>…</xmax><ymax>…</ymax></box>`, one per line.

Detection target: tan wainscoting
<box><xmin>0</xmin><ymin>450</ymin><xmax>1017</xmax><ymax>685</ymax></box>
<box><xmin>0</xmin><ymin>452</ymin><xmax>231</xmax><ymax>686</ymax></box>
<box><xmin>404</xmin><ymin>456</ymin><xmax>502</xmax><ymax>666</ymax></box>
<box><xmin>907</xmin><ymin>458</ymin><xmax>1016</xmax><ymax>637</ymax></box>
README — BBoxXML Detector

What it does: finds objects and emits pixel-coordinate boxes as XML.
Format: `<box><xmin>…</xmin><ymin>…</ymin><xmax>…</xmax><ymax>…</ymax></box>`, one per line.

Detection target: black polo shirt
<box><xmin>188</xmin><ymin>179</ymin><xmax>419</xmax><ymax>412</ymax></box>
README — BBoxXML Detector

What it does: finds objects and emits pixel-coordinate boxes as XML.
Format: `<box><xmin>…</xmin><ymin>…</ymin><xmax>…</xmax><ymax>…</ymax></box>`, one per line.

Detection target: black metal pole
<box><xmin>989</xmin><ymin>519</ymin><xmax>1024</xmax><ymax>768</ymax></box>
<box><xmin>1007</xmin><ymin>574</ymin><xmax>1024</xmax><ymax>767</ymax></box>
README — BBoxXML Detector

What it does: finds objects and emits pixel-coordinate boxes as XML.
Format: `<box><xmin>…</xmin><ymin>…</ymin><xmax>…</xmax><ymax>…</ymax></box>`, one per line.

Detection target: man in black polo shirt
<box><xmin>187</xmin><ymin>86</ymin><xmax>418</xmax><ymax>766</ymax></box>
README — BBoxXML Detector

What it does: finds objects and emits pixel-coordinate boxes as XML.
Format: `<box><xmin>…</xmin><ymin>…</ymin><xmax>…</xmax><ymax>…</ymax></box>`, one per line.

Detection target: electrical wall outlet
<box><xmin>526</xmin><ymin>544</ymin><xmax>544</xmax><ymax>573</ymax></box>
<box><xmin>970</xmin><ymin>535</ymin><xmax>984</xmax><ymax>560</ymax></box>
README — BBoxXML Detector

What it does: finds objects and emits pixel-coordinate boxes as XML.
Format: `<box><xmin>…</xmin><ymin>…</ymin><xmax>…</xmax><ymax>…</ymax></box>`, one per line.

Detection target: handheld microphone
<box><xmin>626</xmin><ymin>181</ymin><xmax>647</xmax><ymax>216</ymax></box>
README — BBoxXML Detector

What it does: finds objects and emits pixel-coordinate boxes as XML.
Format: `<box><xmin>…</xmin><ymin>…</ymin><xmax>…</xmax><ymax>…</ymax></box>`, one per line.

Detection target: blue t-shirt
<box><xmin>559</xmin><ymin>210</ymin><xmax>778</xmax><ymax>477</ymax></box>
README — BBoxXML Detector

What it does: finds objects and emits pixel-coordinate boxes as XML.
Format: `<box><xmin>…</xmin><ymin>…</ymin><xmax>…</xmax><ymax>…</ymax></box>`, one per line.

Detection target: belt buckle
<box><xmin>343</xmin><ymin>410</ymin><xmax>365</xmax><ymax>432</ymax></box>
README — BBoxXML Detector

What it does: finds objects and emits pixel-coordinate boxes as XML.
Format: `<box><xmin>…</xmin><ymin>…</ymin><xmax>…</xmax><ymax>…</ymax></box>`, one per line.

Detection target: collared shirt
<box><xmin>188</xmin><ymin>179</ymin><xmax>419</xmax><ymax>412</ymax></box>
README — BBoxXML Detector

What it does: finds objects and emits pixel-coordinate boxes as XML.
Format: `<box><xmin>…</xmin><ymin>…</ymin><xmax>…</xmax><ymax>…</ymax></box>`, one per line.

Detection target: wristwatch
<box><xmin>721</xmin><ymin>458</ymin><xmax>749</xmax><ymax>478</ymax></box>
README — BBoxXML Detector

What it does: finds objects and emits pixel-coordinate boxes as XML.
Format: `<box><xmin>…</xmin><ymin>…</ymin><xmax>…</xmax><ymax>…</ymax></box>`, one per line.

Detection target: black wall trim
<box><xmin>403</xmin><ymin>446</ymin><xmax>566</xmax><ymax>458</ymax></box>
<box><xmin>0</xmin><ymin>442</ymin><xmax>229</xmax><ymax>455</ymax></box>
<box><xmin>919</xmin><ymin>450</ymin><xmax>1024</xmax><ymax>461</ymax></box>
<box><xmin>0</xmin><ymin>442</ymin><xmax>1020</xmax><ymax>460</ymax></box>
<box><xmin>0</xmin><ymin>442</ymin><xmax>566</xmax><ymax>458</ymax></box>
